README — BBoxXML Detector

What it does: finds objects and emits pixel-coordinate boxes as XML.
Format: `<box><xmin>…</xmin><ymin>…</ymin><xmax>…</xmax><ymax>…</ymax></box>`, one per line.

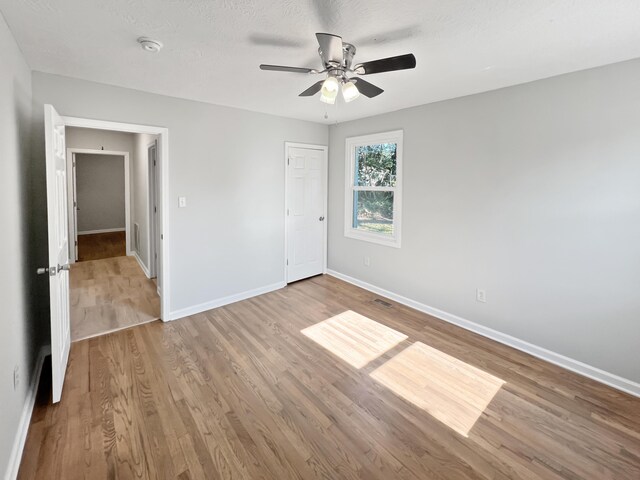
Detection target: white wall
<box><xmin>0</xmin><ymin>12</ymin><xmax>42</xmax><ymax>478</ymax></box>
<box><xmin>132</xmin><ymin>133</ymin><xmax>157</xmax><ymax>272</ymax></box>
<box><xmin>75</xmin><ymin>153</ymin><xmax>125</xmax><ymax>232</ymax></box>
<box><xmin>328</xmin><ymin>58</ymin><xmax>640</xmax><ymax>384</ymax></box>
<box><xmin>31</xmin><ymin>72</ymin><xmax>329</xmax><ymax>316</ymax></box>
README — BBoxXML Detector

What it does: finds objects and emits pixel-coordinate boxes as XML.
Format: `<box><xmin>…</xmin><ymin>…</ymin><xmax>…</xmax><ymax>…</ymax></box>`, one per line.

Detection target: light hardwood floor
<box><xmin>70</xmin><ymin>255</ymin><xmax>160</xmax><ymax>341</ymax></box>
<box><xmin>20</xmin><ymin>275</ymin><xmax>640</xmax><ymax>479</ymax></box>
<box><xmin>77</xmin><ymin>231</ymin><xmax>126</xmax><ymax>261</ymax></box>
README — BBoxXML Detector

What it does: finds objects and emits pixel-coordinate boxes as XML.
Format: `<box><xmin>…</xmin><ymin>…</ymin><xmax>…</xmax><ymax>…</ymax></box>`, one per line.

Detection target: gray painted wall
<box><xmin>75</xmin><ymin>154</ymin><xmax>125</xmax><ymax>232</ymax></box>
<box><xmin>0</xmin><ymin>12</ymin><xmax>43</xmax><ymax>477</ymax></box>
<box><xmin>328</xmin><ymin>58</ymin><xmax>640</xmax><ymax>383</ymax></box>
<box><xmin>66</xmin><ymin>126</ymin><xmax>134</xmax><ymax>154</ymax></box>
<box><xmin>31</xmin><ymin>72</ymin><xmax>329</xmax><ymax>315</ymax></box>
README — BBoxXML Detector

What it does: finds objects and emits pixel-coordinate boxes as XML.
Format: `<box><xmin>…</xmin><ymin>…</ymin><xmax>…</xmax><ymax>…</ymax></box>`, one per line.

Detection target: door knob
<box><xmin>37</xmin><ymin>266</ymin><xmax>56</xmax><ymax>276</ymax></box>
<box><xmin>319</xmin><ymin>216</ymin><xmax>325</xmax><ymax>221</ymax></box>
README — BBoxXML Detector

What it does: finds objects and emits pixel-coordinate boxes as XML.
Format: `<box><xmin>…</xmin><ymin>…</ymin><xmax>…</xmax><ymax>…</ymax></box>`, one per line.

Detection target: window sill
<box><xmin>344</xmin><ymin>229</ymin><xmax>401</xmax><ymax>248</ymax></box>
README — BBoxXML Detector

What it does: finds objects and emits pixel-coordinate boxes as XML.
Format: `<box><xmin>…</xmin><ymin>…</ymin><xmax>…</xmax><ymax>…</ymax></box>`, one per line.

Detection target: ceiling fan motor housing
<box><xmin>342</xmin><ymin>43</ymin><xmax>357</xmax><ymax>70</ymax></box>
<box><xmin>319</xmin><ymin>42</ymin><xmax>356</xmax><ymax>80</ymax></box>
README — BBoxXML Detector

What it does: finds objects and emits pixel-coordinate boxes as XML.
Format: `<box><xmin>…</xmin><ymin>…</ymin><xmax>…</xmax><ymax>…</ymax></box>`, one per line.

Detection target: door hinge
<box><xmin>287</xmin><ymin>158</ymin><xmax>290</xmax><ymax>165</ymax></box>
<box><xmin>73</xmin><ymin>201</ymin><xmax>77</xmax><ymax>207</ymax></box>
<box><xmin>287</xmin><ymin>208</ymin><xmax>289</xmax><ymax>216</ymax></box>
<box><xmin>75</xmin><ymin>240</ymin><xmax>78</xmax><ymax>246</ymax></box>
<box><xmin>154</xmin><ymin>206</ymin><xmax>157</xmax><ymax>213</ymax></box>
<box><xmin>153</xmin><ymin>160</ymin><xmax>156</xmax><ymax>166</ymax></box>
<box><xmin>286</xmin><ymin>259</ymin><xmax>288</xmax><ymax>266</ymax></box>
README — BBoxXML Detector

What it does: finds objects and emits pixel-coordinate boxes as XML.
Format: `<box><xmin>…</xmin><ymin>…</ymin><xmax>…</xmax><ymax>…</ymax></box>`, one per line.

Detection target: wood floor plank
<box><xmin>77</xmin><ymin>231</ymin><xmax>126</xmax><ymax>262</ymax></box>
<box><xmin>19</xmin><ymin>274</ymin><xmax>640</xmax><ymax>479</ymax></box>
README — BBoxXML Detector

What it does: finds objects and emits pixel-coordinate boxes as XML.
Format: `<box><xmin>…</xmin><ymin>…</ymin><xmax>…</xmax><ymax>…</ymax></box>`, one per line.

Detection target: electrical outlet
<box><xmin>13</xmin><ymin>365</ymin><xmax>20</xmax><ymax>390</ymax></box>
<box><xmin>476</xmin><ymin>289</ymin><xmax>487</xmax><ymax>303</ymax></box>
<box><xmin>363</xmin><ymin>256</ymin><xmax>370</xmax><ymax>267</ymax></box>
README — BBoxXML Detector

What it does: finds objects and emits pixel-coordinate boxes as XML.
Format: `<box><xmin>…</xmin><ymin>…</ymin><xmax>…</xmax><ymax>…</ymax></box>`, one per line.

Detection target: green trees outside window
<box><xmin>353</xmin><ymin>143</ymin><xmax>397</xmax><ymax>235</ymax></box>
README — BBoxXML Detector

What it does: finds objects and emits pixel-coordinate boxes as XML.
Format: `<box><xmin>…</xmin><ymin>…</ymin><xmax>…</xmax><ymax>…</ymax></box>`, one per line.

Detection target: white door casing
<box><xmin>285</xmin><ymin>144</ymin><xmax>328</xmax><ymax>283</ymax></box>
<box><xmin>44</xmin><ymin>104</ymin><xmax>71</xmax><ymax>403</ymax></box>
<box><xmin>60</xmin><ymin>116</ymin><xmax>170</xmax><ymax>321</ymax></box>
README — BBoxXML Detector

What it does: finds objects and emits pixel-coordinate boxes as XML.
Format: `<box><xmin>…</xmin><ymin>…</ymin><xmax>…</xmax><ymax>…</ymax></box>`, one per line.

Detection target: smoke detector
<box><xmin>137</xmin><ymin>37</ymin><xmax>163</xmax><ymax>53</ymax></box>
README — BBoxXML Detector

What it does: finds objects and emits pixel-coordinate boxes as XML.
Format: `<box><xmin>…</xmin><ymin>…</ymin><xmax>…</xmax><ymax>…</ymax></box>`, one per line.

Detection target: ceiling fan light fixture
<box><xmin>319</xmin><ymin>91</ymin><xmax>336</xmax><ymax>104</ymax></box>
<box><xmin>342</xmin><ymin>81</ymin><xmax>360</xmax><ymax>102</ymax></box>
<box><xmin>320</xmin><ymin>76</ymin><xmax>340</xmax><ymax>98</ymax></box>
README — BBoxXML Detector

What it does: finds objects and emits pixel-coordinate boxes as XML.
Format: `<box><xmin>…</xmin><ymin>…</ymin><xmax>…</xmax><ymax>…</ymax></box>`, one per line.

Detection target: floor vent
<box><xmin>374</xmin><ymin>298</ymin><xmax>393</xmax><ymax>308</ymax></box>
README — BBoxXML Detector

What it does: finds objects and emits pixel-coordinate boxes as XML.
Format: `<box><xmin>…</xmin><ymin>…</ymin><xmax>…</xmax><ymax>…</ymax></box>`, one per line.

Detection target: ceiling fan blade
<box><xmin>353</xmin><ymin>78</ymin><xmax>384</xmax><ymax>98</ymax></box>
<box><xmin>299</xmin><ymin>80</ymin><xmax>325</xmax><ymax>97</ymax></box>
<box><xmin>354</xmin><ymin>53</ymin><xmax>416</xmax><ymax>75</ymax></box>
<box><xmin>259</xmin><ymin>64</ymin><xmax>314</xmax><ymax>74</ymax></box>
<box><xmin>316</xmin><ymin>32</ymin><xmax>343</xmax><ymax>65</ymax></box>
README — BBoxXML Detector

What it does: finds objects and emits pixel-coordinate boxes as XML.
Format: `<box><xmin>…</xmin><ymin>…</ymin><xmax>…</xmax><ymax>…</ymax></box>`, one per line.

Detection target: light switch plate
<box><xmin>178</xmin><ymin>196</ymin><xmax>187</xmax><ymax>208</ymax></box>
<box><xmin>476</xmin><ymin>288</ymin><xmax>487</xmax><ymax>303</ymax></box>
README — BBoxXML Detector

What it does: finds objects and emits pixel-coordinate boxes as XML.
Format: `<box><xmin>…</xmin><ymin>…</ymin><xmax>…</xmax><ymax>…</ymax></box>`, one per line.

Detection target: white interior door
<box><xmin>43</xmin><ymin>104</ymin><xmax>71</xmax><ymax>403</ymax></box>
<box><xmin>286</xmin><ymin>145</ymin><xmax>326</xmax><ymax>283</ymax></box>
<box><xmin>148</xmin><ymin>141</ymin><xmax>159</xmax><ymax>280</ymax></box>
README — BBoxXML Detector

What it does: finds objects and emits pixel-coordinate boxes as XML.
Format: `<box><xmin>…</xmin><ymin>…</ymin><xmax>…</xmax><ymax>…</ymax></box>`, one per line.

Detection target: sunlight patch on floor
<box><xmin>370</xmin><ymin>341</ymin><xmax>505</xmax><ymax>437</ymax></box>
<box><xmin>301</xmin><ymin>310</ymin><xmax>408</xmax><ymax>368</ymax></box>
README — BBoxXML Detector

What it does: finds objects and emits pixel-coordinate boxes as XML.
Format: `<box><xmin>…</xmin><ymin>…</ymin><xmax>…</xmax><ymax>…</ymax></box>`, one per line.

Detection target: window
<box><xmin>344</xmin><ymin>130</ymin><xmax>402</xmax><ymax>247</ymax></box>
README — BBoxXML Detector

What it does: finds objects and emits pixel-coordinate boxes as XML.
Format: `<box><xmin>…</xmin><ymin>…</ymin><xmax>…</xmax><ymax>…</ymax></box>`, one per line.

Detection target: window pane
<box><xmin>353</xmin><ymin>191</ymin><xmax>394</xmax><ymax>236</ymax></box>
<box><xmin>354</xmin><ymin>143</ymin><xmax>397</xmax><ymax>187</ymax></box>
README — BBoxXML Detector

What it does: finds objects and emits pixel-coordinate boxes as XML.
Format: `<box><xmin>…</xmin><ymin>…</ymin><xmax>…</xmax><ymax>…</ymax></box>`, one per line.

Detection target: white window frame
<box><xmin>344</xmin><ymin>130</ymin><xmax>403</xmax><ymax>248</ymax></box>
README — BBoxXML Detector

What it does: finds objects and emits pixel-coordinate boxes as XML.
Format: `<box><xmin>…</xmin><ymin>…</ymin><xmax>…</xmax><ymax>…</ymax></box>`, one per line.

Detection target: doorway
<box><xmin>67</xmin><ymin>149</ymin><xmax>130</xmax><ymax>262</ymax></box>
<box><xmin>64</xmin><ymin>132</ymin><xmax>161</xmax><ymax>342</ymax></box>
<box><xmin>62</xmin><ymin>117</ymin><xmax>170</xmax><ymax>320</ymax></box>
<box><xmin>284</xmin><ymin>142</ymin><xmax>328</xmax><ymax>283</ymax></box>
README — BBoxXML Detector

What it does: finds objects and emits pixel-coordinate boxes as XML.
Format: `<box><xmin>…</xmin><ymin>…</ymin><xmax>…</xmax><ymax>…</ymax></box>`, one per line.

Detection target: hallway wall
<box><xmin>75</xmin><ymin>153</ymin><xmax>126</xmax><ymax>233</ymax></box>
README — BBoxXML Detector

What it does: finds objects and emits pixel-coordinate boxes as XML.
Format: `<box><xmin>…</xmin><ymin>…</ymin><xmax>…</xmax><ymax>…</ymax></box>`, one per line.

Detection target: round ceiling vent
<box><xmin>137</xmin><ymin>37</ymin><xmax>163</xmax><ymax>53</ymax></box>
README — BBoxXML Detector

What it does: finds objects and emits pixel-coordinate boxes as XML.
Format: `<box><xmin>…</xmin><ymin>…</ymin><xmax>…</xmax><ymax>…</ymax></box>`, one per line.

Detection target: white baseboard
<box><xmin>77</xmin><ymin>228</ymin><xmax>125</xmax><ymax>235</ymax></box>
<box><xmin>169</xmin><ymin>281</ymin><xmax>286</xmax><ymax>321</ymax></box>
<box><xmin>131</xmin><ymin>251</ymin><xmax>151</xmax><ymax>278</ymax></box>
<box><xmin>327</xmin><ymin>269</ymin><xmax>640</xmax><ymax>398</ymax></box>
<box><xmin>4</xmin><ymin>345</ymin><xmax>50</xmax><ymax>480</ymax></box>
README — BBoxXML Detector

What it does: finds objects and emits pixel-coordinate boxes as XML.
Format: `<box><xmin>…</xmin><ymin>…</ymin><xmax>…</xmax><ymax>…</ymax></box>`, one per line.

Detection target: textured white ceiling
<box><xmin>2</xmin><ymin>0</ymin><xmax>640</xmax><ymax>124</ymax></box>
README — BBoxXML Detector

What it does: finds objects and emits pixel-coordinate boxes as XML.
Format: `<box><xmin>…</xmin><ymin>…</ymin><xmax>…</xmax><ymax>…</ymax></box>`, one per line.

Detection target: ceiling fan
<box><xmin>259</xmin><ymin>33</ymin><xmax>416</xmax><ymax>104</ymax></box>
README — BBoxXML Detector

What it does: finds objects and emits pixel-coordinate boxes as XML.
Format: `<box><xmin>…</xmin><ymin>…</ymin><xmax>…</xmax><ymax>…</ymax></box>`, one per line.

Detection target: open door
<box><xmin>41</xmin><ymin>104</ymin><xmax>71</xmax><ymax>403</ymax></box>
